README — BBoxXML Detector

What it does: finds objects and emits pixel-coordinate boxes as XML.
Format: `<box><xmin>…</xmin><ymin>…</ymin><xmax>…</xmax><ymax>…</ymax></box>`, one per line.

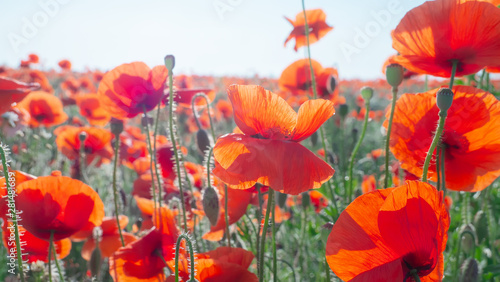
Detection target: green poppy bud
<box><xmin>436</xmin><ymin>87</ymin><xmax>454</xmax><ymax>113</ymax></box>
<box><xmin>385</xmin><ymin>63</ymin><xmax>404</xmax><ymax>87</ymax></box>
<box><xmin>202</xmin><ymin>186</ymin><xmax>220</xmax><ymax>226</ymax></box>
<box><xmin>360</xmin><ymin>86</ymin><xmax>374</xmax><ymax>102</ymax></box>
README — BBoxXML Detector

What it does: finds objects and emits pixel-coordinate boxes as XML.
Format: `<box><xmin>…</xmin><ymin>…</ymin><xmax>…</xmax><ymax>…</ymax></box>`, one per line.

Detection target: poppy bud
<box><xmin>164</xmin><ymin>55</ymin><xmax>175</xmax><ymax>71</ymax></box>
<box><xmin>460</xmin><ymin>258</ymin><xmax>479</xmax><ymax>282</ymax></box>
<box><xmin>320</xmin><ymin>222</ymin><xmax>334</xmax><ymax>245</ymax></box>
<box><xmin>310</xmin><ymin>131</ymin><xmax>318</xmax><ymax>146</ymax></box>
<box><xmin>196</xmin><ymin>129</ymin><xmax>212</xmax><ymax>154</ymax></box>
<box><xmin>79</xmin><ymin>131</ymin><xmax>87</xmax><ymax>142</ymax></box>
<box><xmin>110</xmin><ymin>118</ymin><xmax>124</xmax><ymax>135</ymax></box>
<box><xmin>473</xmin><ymin>210</ymin><xmax>488</xmax><ymax>244</ymax></box>
<box><xmin>276</xmin><ymin>191</ymin><xmax>287</xmax><ymax>209</ymax></box>
<box><xmin>202</xmin><ymin>186</ymin><xmax>220</xmax><ymax>226</ymax></box>
<box><xmin>385</xmin><ymin>63</ymin><xmax>404</xmax><ymax>87</ymax></box>
<box><xmin>339</xmin><ymin>104</ymin><xmax>349</xmax><ymax>119</ymax></box>
<box><xmin>301</xmin><ymin>191</ymin><xmax>310</xmax><ymax>209</ymax></box>
<box><xmin>360</xmin><ymin>86</ymin><xmax>374</xmax><ymax>102</ymax></box>
<box><xmin>327</xmin><ymin>75</ymin><xmax>337</xmax><ymax>94</ymax></box>
<box><xmin>460</xmin><ymin>224</ymin><xmax>478</xmax><ymax>255</ymax></box>
<box><xmin>119</xmin><ymin>188</ymin><xmax>127</xmax><ymax>207</ymax></box>
<box><xmin>89</xmin><ymin>246</ymin><xmax>102</xmax><ymax>278</ymax></box>
<box><xmin>436</xmin><ymin>88</ymin><xmax>454</xmax><ymax>113</ymax></box>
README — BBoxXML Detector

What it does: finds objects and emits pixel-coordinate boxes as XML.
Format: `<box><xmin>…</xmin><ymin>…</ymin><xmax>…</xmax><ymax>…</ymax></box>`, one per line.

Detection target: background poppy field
<box><xmin>1</xmin><ymin>0</ymin><xmax>500</xmax><ymax>281</ymax></box>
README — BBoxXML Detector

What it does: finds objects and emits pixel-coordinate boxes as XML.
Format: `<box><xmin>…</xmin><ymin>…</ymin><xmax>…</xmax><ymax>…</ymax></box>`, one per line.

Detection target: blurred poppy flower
<box><xmin>28</xmin><ymin>54</ymin><xmax>39</xmax><ymax>64</ymax></box>
<box><xmin>16</xmin><ymin>175</ymin><xmax>104</xmax><ymax>241</ymax></box>
<box><xmin>326</xmin><ymin>181</ymin><xmax>449</xmax><ymax>281</ymax></box>
<box><xmin>285</xmin><ymin>9</ymin><xmax>333</xmax><ymax>51</ymax></box>
<box><xmin>216</xmin><ymin>99</ymin><xmax>233</xmax><ymax>120</ymax></box>
<box><xmin>55</xmin><ymin>126</ymin><xmax>114</xmax><ymax>167</ymax></box>
<box><xmin>58</xmin><ymin>59</ymin><xmax>72</xmax><ymax>70</ymax></box>
<box><xmin>98</xmin><ymin>62</ymin><xmax>168</xmax><ymax>119</ymax></box>
<box><xmin>109</xmin><ymin>206</ymin><xmax>178</xmax><ymax>281</ymax></box>
<box><xmin>385</xmin><ymin>85</ymin><xmax>500</xmax><ymax>192</ymax></box>
<box><xmin>164</xmin><ymin>88</ymin><xmax>215</xmax><ymax>107</ymax></box>
<box><xmin>74</xmin><ymin>94</ymin><xmax>111</xmax><ymax>126</ymax></box>
<box><xmin>29</xmin><ymin>70</ymin><xmax>53</xmax><ymax>93</ymax></box>
<box><xmin>2</xmin><ymin>225</ymin><xmax>71</xmax><ymax>263</ymax></box>
<box><xmin>213</xmin><ymin>85</ymin><xmax>334</xmax><ymax>195</ymax></box>
<box><xmin>0</xmin><ymin>76</ymin><xmax>39</xmax><ymax>115</ymax></box>
<box><xmin>361</xmin><ymin>175</ymin><xmax>376</xmax><ymax>194</ymax></box>
<box><xmin>167</xmin><ymin>246</ymin><xmax>258</xmax><ymax>282</ymax></box>
<box><xmin>15</xmin><ymin>91</ymin><xmax>68</xmax><ymax>127</ymax></box>
<box><xmin>309</xmin><ymin>190</ymin><xmax>328</xmax><ymax>213</ymax></box>
<box><xmin>279</xmin><ymin>59</ymin><xmax>339</xmax><ymax>102</ymax></box>
<box><xmin>392</xmin><ymin>0</ymin><xmax>500</xmax><ymax>77</ymax></box>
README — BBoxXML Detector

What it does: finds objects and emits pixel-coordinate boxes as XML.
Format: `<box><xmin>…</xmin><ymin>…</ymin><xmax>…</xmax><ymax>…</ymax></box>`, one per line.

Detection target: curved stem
<box><xmin>384</xmin><ymin>86</ymin><xmax>398</xmax><ymax>188</ymax></box>
<box><xmin>421</xmin><ymin>112</ymin><xmax>447</xmax><ymax>182</ymax></box>
<box><xmin>112</xmin><ymin>134</ymin><xmax>125</xmax><ymax>247</ymax></box>
<box><xmin>167</xmin><ymin>69</ymin><xmax>188</xmax><ymax>231</ymax></box>
<box><xmin>0</xmin><ymin>146</ymin><xmax>26</xmax><ymax>282</ymax></box>
<box><xmin>259</xmin><ymin>190</ymin><xmax>274</xmax><ymax>282</ymax></box>
<box><xmin>192</xmin><ymin>93</ymin><xmax>216</xmax><ymax>140</ymax></box>
<box><xmin>348</xmin><ymin>100</ymin><xmax>371</xmax><ymax>202</ymax></box>
<box><xmin>175</xmin><ymin>234</ymin><xmax>196</xmax><ymax>282</ymax></box>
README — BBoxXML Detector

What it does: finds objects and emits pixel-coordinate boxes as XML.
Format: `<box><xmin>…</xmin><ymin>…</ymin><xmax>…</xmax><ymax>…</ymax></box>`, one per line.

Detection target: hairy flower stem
<box><xmin>50</xmin><ymin>231</ymin><xmax>65</xmax><ymax>282</ymax></box>
<box><xmin>166</xmin><ymin>62</ymin><xmax>189</xmax><ymax>232</ymax></box>
<box><xmin>192</xmin><ymin>93</ymin><xmax>216</xmax><ymax>139</ymax></box>
<box><xmin>142</xmin><ymin>106</ymin><xmax>162</xmax><ymax>211</ymax></box>
<box><xmin>384</xmin><ymin>86</ymin><xmax>398</xmax><ymax>188</ymax></box>
<box><xmin>440</xmin><ymin>147</ymin><xmax>447</xmax><ymax>198</ymax></box>
<box><xmin>112</xmin><ymin>134</ymin><xmax>125</xmax><ymax>246</ymax></box>
<box><xmin>152</xmin><ymin>100</ymin><xmax>165</xmax><ymax>208</ymax></box>
<box><xmin>0</xmin><ymin>146</ymin><xmax>25</xmax><ymax>282</ymax></box>
<box><xmin>348</xmin><ymin>99</ymin><xmax>371</xmax><ymax>202</ymax></box>
<box><xmin>259</xmin><ymin>189</ymin><xmax>274</xmax><ymax>282</ymax></box>
<box><xmin>174</xmin><ymin>234</ymin><xmax>197</xmax><ymax>282</ymax></box>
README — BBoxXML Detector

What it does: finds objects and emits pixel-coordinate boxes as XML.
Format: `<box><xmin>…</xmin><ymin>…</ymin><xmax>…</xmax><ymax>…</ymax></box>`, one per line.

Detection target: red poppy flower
<box><xmin>385</xmin><ymin>85</ymin><xmax>500</xmax><ymax>192</ymax></box>
<box><xmin>326</xmin><ymin>181</ymin><xmax>449</xmax><ymax>281</ymax></box>
<box><xmin>109</xmin><ymin>206</ymin><xmax>178</xmax><ymax>281</ymax></box>
<box><xmin>285</xmin><ymin>9</ymin><xmax>333</xmax><ymax>51</ymax></box>
<box><xmin>15</xmin><ymin>91</ymin><xmax>68</xmax><ymax>127</ymax></box>
<box><xmin>74</xmin><ymin>94</ymin><xmax>111</xmax><ymax>126</ymax></box>
<box><xmin>213</xmin><ymin>85</ymin><xmax>334</xmax><ymax>195</ymax></box>
<box><xmin>16</xmin><ymin>175</ymin><xmax>104</xmax><ymax>241</ymax></box>
<box><xmin>361</xmin><ymin>175</ymin><xmax>377</xmax><ymax>194</ymax></box>
<box><xmin>166</xmin><ymin>247</ymin><xmax>258</xmax><ymax>282</ymax></box>
<box><xmin>2</xmin><ymin>225</ymin><xmax>71</xmax><ymax>263</ymax></box>
<box><xmin>216</xmin><ymin>99</ymin><xmax>233</xmax><ymax>119</ymax></box>
<box><xmin>0</xmin><ymin>76</ymin><xmax>39</xmax><ymax>115</ymax></box>
<box><xmin>279</xmin><ymin>59</ymin><xmax>339</xmax><ymax>102</ymax></box>
<box><xmin>392</xmin><ymin>0</ymin><xmax>500</xmax><ymax>77</ymax></box>
<box><xmin>55</xmin><ymin>126</ymin><xmax>114</xmax><ymax>167</ymax></box>
<box><xmin>98</xmin><ymin>62</ymin><xmax>168</xmax><ymax>119</ymax></box>
<box><xmin>309</xmin><ymin>190</ymin><xmax>328</xmax><ymax>213</ymax></box>
<box><xmin>58</xmin><ymin>59</ymin><xmax>72</xmax><ymax>70</ymax></box>
<box><xmin>28</xmin><ymin>54</ymin><xmax>39</xmax><ymax>64</ymax></box>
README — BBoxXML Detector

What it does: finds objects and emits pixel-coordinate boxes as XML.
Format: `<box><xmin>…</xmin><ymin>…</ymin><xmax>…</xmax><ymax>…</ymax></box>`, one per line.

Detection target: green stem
<box><xmin>440</xmin><ymin>146</ymin><xmax>447</xmax><ymax>198</ymax></box>
<box><xmin>112</xmin><ymin>134</ymin><xmax>125</xmax><ymax>247</ymax></box>
<box><xmin>142</xmin><ymin>106</ymin><xmax>159</xmax><ymax>213</ymax></box>
<box><xmin>411</xmin><ymin>270</ymin><xmax>421</xmax><ymax>282</ymax></box>
<box><xmin>78</xmin><ymin>136</ymin><xmax>88</xmax><ymax>183</ymax></box>
<box><xmin>192</xmin><ymin>93</ymin><xmax>216</xmax><ymax>140</ymax></box>
<box><xmin>50</xmin><ymin>231</ymin><xmax>65</xmax><ymax>282</ymax></box>
<box><xmin>152</xmin><ymin>100</ymin><xmax>165</xmax><ymax>209</ymax></box>
<box><xmin>436</xmin><ymin>146</ymin><xmax>440</xmax><ymax>191</ymax></box>
<box><xmin>48</xmin><ymin>231</ymin><xmax>53</xmax><ymax>282</ymax></box>
<box><xmin>449</xmin><ymin>60</ymin><xmax>458</xmax><ymax>89</ymax></box>
<box><xmin>0</xmin><ymin>145</ymin><xmax>26</xmax><ymax>282</ymax></box>
<box><xmin>324</xmin><ymin>257</ymin><xmax>330</xmax><ymax>282</ymax></box>
<box><xmin>384</xmin><ymin>86</ymin><xmax>398</xmax><ymax>188</ymax></box>
<box><xmin>478</xmin><ymin>69</ymin><xmax>486</xmax><ymax>89</ymax></box>
<box><xmin>271</xmin><ymin>194</ymin><xmax>277</xmax><ymax>282</ymax></box>
<box><xmin>224</xmin><ymin>184</ymin><xmax>231</xmax><ymax>248</ymax></box>
<box><xmin>167</xmin><ymin>67</ymin><xmax>188</xmax><ymax>231</ymax></box>
<box><xmin>174</xmin><ymin>234</ymin><xmax>196</xmax><ymax>282</ymax></box>
<box><xmin>424</xmin><ymin>75</ymin><xmax>428</xmax><ymax>91</ymax></box>
<box><xmin>348</xmin><ymin>100</ymin><xmax>371</xmax><ymax>202</ymax></box>
<box><xmin>259</xmin><ymin>190</ymin><xmax>274</xmax><ymax>282</ymax></box>
<box><xmin>421</xmin><ymin>113</ymin><xmax>447</xmax><ymax>182</ymax></box>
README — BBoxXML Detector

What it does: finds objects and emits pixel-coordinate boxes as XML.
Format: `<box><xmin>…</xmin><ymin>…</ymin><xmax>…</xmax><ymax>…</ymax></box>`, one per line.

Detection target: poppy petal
<box><xmin>292</xmin><ymin>99</ymin><xmax>334</xmax><ymax>141</ymax></box>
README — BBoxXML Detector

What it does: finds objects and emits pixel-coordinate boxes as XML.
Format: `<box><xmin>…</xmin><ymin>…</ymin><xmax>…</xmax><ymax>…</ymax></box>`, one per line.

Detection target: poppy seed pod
<box><xmin>460</xmin><ymin>258</ymin><xmax>479</xmax><ymax>282</ymax></box>
<box><xmin>79</xmin><ymin>131</ymin><xmax>88</xmax><ymax>142</ymax></box>
<box><xmin>196</xmin><ymin>129</ymin><xmax>212</xmax><ymax>154</ymax></box>
<box><xmin>360</xmin><ymin>86</ymin><xmax>374</xmax><ymax>102</ymax></box>
<box><xmin>339</xmin><ymin>104</ymin><xmax>349</xmax><ymax>119</ymax></box>
<box><xmin>110</xmin><ymin>118</ymin><xmax>124</xmax><ymax>135</ymax></box>
<box><xmin>385</xmin><ymin>64</ymin><xmax>404</xmax><ymax>87</ymax></box>
<box><xmin>436</xmin><ymin>88</ymin><xmax>454</xmax><ymax>113</ymax></box>
<box><xmin>202</xmin><ymin>186</ymin><xmax>220</xmax><ymax>226</ymax></box>
<box><xmin>164</xmin><ymin>55</ymin><xmax>175</xmax><ymax>71</ymax></box>
<box><xmin>473</xmin><ymin>210</ymin><xmax>488</xmax><ymax>244</ymax></box>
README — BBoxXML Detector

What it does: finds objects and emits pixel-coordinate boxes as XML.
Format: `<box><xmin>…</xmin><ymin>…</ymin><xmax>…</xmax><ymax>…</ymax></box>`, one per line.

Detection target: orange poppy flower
<box><xmin>213</xmin><ymin>85</ymin><xmax>334</xmax><ymax>195</ymax></box>
<box><xmin>284</xmin><ymin>9</ymin><xmax>333</xmax><ymax>51</ymax></box>
<box><xmin>0</xmin><ymin>76</ymin><xmax>39</xmax><ymax>115</ymax></box>
<box><xmin>361</xmin><ymin>175</ymin><xmax>376</xmax><ymax>194</ymax></box>
<box><xmin>279</xmin><ymin>59</ymin><xmax>339</xmax><ymax>102</ymax></box>
<box><xmin>55</xmin><ymin>126</ymin><xmax>114</xmax><ymax>167</ymax></box>
<box><xmin>203</xmin><ymin>186</ymin><xmax>253</xmax><ymax>241</ymax></box>
<box><xmin>392</xmin><ymin>0</ymin><xmax>500</xmax><ymax>77</ymax></box>
<box><xmin>98</xmin><ymin>62</ymin><xmax>168</xmax><ymax>119</ymax></box>
<box><xmin>74</xmin><ymin>94</ymin><xmax>111</xmax><ymax>126</ymax></box>
<box><xmin>15</xmin><ymin>91</ymin><xmax>68</xmax><ymax>127</ymax></box>
<box><xmin>16</xmin><ymin>175</ymin><xmax>104</xmax><ymax>241</ymax></box>
<box><xmin>109</xmin><ymin>206</ymin><xmax>178</xmax><ymax>281</ymax></box>
<box><xmin>28</xmin><ymin>54</ymin><xmax>39</xmax><ymax>64</ymax></box>
<box><xmin>166</xmin><ymin>247</ymin><xmax>257</xmax><ymax>282</ymax></box>
<box><xmin>309</xmin><ymin>190</ymin><xmax>329</xmax><ymax>213</ymax></box>
<box><xmin>2</xmin><ymin>225</ymin><xmax>71</xmax><ymax>263</ymax></box>
<box><xmin>216</xmin><ymin>99</ymin><xmax>233</xmax><ymax>120</ymax></box>
<box><xmin>58</xmin><ymin>59</ymin><xmax>72</xmax><ymax>70</ymax></box>
<box><xmin>326</xmin><ymin>181</ymin><xmax>449</xmax><ymax>281</ymax></box>
<box><xmin>78</xmin><ymin>216</ymin><xmax>137</xmax><ymax>260</ymax></box>
<box><xmin>385</xmin><ymin>85</ymin><xmax>500</xmax><ymax>192</ymax></box>
<box><xmin>29</xmin><ymin>70</ymin><xmax>53</xmax><ymax>93</ymax></box>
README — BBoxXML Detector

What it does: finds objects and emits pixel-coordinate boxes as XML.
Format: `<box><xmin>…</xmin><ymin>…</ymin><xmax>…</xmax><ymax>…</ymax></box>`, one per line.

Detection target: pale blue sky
<box><xmin>0</xmin><ymin>0</ymin><xmax>427</xmax><ymax>79</ymax></box>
